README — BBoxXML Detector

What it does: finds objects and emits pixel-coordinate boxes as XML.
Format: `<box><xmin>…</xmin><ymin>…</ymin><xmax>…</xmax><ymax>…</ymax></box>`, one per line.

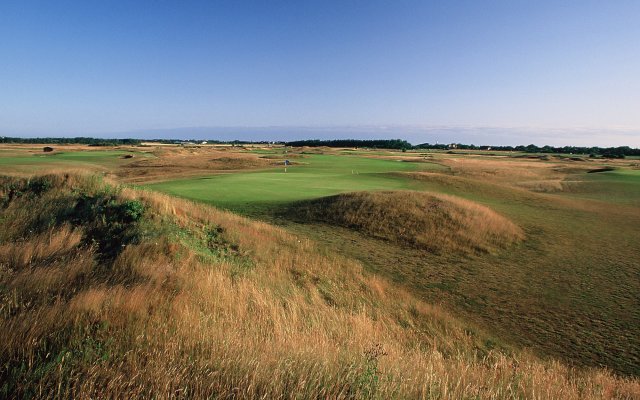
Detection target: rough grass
<box><xmin>324</xmin><ymin>167</ymin><xmax>640</xmax><ymax>376</ymax></box>
<box><xmin>288</xmin><ymin>191</ymin><xmax>524</xmax><ymax>255</ymax></box>
<box><xmin>116</xmin><ymin>146</ymin><xmax>274</xmax><ymax>183</ymax></box>
<box><xmin>1</xmin><ymin>173</ymin><xmax>638</xmax><ymax>398</ymax></box>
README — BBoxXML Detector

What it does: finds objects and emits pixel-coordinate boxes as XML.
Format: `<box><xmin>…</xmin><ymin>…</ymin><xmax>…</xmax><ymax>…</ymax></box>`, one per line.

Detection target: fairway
<box><xmin>146</xmin><ymin>154</ymin><xmax>440</xmax><ymax>213</ymax></box>
<box><xmin>562</xmin><ymin>168</ymin><xmax>640</xmax><ymax>205</ymax></box>
<box><xmin>0</xmin><ymin>150</ymin><xmax>133</xmax><ymax>164</ymax></box>
<box><xmin>0</xmin><ymin>148</ymin><xmax>149</xmax><ymax>173</ymax></box>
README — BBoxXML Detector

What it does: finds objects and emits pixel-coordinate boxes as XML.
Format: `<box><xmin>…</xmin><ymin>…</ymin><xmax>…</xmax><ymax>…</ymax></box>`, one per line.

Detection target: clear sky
<box><xmin>1</xmin><ymin>0</ymin><xmax>639</xmax><ymax>145</ymax></box>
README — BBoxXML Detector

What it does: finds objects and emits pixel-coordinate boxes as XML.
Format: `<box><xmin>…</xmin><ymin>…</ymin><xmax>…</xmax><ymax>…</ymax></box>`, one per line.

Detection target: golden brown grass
<box><xmin>289</xmin><ymin>190</ymin><xmax>524</xmax><ymax>255</ymax></box>
<box><xmin>116</xmin><ymin>146</ymin><xmax>274</xmax><ymax>183</ymax></box>
<box><xmin>441</xmin><ymin>157</ymin><xmax>565</xmax><ymax>182</ymax></box>
<box><xmin>422</xmin><ymin>155</ymin><xmax>634</xmax><ymax>196</ymax></box>
<box><xmin>421</xmin><ymin>156</ymin><xmax>598</xmax><ymax>194</ymax></box>
<box><xmin>0</xmin><ymin>174</ymin><xmax>638</xmax><ymax>399</ymax></box>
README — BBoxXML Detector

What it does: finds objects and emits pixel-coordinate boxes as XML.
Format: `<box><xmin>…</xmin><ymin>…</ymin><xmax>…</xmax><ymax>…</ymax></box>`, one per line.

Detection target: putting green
<box><xmin>146</xmin><ymin>154</ymin><xmax>441</xmax><ymax>213</ymax></box>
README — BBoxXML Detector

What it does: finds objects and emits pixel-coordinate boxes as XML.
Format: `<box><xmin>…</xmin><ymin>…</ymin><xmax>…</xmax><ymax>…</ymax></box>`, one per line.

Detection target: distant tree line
<box><xmin>0</xmin><ymin>137</ymin><xmax>141</xmax><ymax>146</ymax></box>
<box><xmin>414</xmin><ymin>143</ymin><xmax>640</xmax><ymax>158</ymax></box>
<box><xmin>286</xmin><ymin>139</ymin><xmax>639</xmax><ymax>157</ymax></box>
<box><xmin>285</xmin><ymin>139</ymin><xmax>413</xmax><ymax>150</ymax></box>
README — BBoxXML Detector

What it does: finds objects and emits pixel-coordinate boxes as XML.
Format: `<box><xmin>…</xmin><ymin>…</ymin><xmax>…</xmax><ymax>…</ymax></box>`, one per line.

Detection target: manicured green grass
<box><xmin>146</xmin><ymin>154</ymin><xmax>441</xmax><ymax>214</ymax></box>
<box><xmin>563</xmin><ymin>169</ymin><xmax>640</xmax><ymax>205</ymax></box>
<box><xmin>0</xmin><ymin>149</ymin><xmax>154</xmax><ymax>175</ymax></box>
<box><xmin>0</xmin><ymin>150</ymin><xmax>129</xmax><ymax>164</ymax></box>
<box><xmin>0</xmin><ymin>150</ymin><xmax>150</xmax><ymax>171</ymax></box>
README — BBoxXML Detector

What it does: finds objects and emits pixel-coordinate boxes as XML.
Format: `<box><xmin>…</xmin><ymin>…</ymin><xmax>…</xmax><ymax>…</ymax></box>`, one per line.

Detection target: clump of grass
<box><xmin>288</xmin><ymin>190</ymin><xmax>524</xmax><ymax>254</ymax></box>
<box><xmin>0</xmin><ymin>173</ymin><xmax>637</xmax><ymax>399</ymax></box>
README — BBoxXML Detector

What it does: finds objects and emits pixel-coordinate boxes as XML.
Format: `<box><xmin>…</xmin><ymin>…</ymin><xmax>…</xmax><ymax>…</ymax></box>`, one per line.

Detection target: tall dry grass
<box><xmin>289</xmin><ymin>190</ymin><xmax>524</xmax><ymax>255</ymax></box>
<box><xmin>0</xmin><ymin>174</ymin><xmax>638</xmax><ymax>399</ymax></box>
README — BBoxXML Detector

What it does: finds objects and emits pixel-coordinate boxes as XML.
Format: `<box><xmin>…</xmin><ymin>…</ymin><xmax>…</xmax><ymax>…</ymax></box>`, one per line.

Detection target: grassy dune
<box><xmin>116</xmin><ymin>146</ymin><xmax>276</xmax><ymax>183</ymax></box>
<box><xmin>2</xmin><ymin>174</ymin><xmax>638</xmax><ymax>398</ymax></box>
<box><xmin>287</xmin><ymin>190</ymin><xmax>524</xmax><ymax>255</ymax></box>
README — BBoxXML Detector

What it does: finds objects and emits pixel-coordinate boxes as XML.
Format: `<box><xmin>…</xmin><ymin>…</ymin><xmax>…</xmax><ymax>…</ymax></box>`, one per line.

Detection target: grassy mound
<box><xmin>0</xmin><ymin>174</ymin><xmax>637</xmax><ymax>398</ymax></box>
<box><xmin>289</xmin><ymin>191</ymin><xmax>524</xmax><ymax>254</ymax></box>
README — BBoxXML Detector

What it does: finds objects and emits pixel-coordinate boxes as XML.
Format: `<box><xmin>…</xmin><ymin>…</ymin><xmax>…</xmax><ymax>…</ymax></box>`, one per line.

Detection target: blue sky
<box><xmin>1</xmin><ymin>0</ymin><xmax>639</xmax><ymax>145</ymax></box>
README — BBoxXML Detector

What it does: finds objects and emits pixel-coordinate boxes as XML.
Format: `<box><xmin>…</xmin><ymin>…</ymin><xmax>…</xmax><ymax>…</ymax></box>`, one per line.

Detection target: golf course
<box><xmin>1</xmin><ymin>143</ymin><xmax>639</xmax><ymax>398</ymax></box>
<box><xmin>139</xmin><ymin>145</ymin><xmax>640</xmax><ymax>377</ymax></box>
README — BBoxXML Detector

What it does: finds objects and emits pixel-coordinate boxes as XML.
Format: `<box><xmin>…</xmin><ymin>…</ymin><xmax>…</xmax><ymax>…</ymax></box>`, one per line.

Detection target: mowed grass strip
<box><xmin>561</xmin><ymin>168</ymin><xmax>640</xmax><ymax>205</ymax></box>
<box><xmin>0</xmin><ymin>149</ymin><xmax>148</xmax><ymax>175</ymax></box>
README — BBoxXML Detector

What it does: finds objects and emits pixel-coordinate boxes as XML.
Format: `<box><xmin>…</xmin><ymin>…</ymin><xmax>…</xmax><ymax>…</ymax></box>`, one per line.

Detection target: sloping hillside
<box><xmin>0</xmin><ymin>174</ymin><xmax>637</xmax><ymax>398</ymax></box>
<box><xmin>288</xmin><ymin>191</ymin><xmax>524</xmax><ymax>255</ymax></box>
